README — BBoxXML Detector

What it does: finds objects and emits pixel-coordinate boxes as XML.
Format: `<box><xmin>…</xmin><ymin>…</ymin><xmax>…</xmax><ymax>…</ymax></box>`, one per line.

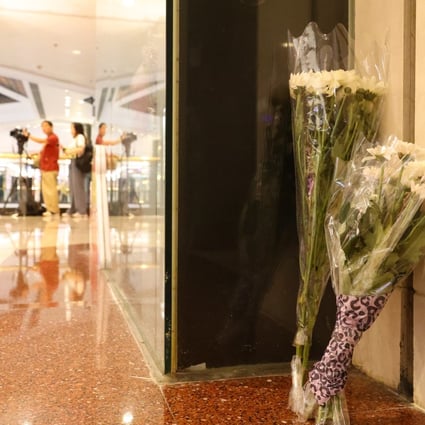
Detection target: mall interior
<box><xmin>1</xmin><ymin>0</ymin><xmax>425</xmax><ymax>424</ymax></box>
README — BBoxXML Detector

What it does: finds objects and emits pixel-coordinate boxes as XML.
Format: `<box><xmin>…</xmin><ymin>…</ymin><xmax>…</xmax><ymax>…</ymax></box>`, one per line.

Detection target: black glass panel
<box><xmin>178</xmin><ymin>0</ymin><xmax>348</xmax><ymax>369</ymax></box>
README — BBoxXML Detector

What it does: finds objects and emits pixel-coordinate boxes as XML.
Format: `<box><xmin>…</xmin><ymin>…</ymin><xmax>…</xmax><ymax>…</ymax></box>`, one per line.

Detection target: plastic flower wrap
<box><xmin>290</xmin><ymin>69</ymin><xmax>386</xmax><ymax>162</ymax></box>
<box><xmin>302</xmin><ymin>136</ymin><xmax>425</xmax><ymax>424</ymax></box>
<box><xmin>327</xmin><ymin>136</ymin><xmax>425</xmax><ymax>297</ymax></box>
<box><xmin>287</xmin><ymin>22</ymin><xmax>387</xmax><ymax>414</ymax></box>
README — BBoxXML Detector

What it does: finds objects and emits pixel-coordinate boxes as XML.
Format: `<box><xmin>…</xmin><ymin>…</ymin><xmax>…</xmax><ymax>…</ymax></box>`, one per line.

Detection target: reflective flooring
<box><xmin>0</xmin><ymin>216</ymin><xmax>424</xmax><ymax>424</ymax></box>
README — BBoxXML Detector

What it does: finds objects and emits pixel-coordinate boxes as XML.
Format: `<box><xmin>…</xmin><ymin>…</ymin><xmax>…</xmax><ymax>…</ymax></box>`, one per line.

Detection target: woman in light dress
<box><xmin>62</xmin><ymin>122</ymin><xmax>88</xmax><ymax>218</ymax></box>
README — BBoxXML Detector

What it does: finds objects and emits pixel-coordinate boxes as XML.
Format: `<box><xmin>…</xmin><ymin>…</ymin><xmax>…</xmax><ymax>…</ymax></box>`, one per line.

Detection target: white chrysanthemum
<box><xmin>365</xmin><ymin>144</ymin><xmax>400</xmax><ymax>161</ymax></box>
<box><xmin>289</xmin><ymin>72</ymin><xmax>307</xmax><ymax>91</ymax></box>
<box><xmin>333</xmin><ymin>69</ymin><xmax>355</xmax><ymax>83</ymax></box>
<box><xmin>359</xmin><ymin>75</ymin><xmax>386</xmax><ymax>95</ymax></box>
<box><xmin>326</xmin><ymin>71</ymin><xmax>343</xmax><ymax>95</ymax></box>
<box><xmin>410</xmin><ymin>181</ymin><xmax>425</xmax><ymax>199</ymax></box>
<box><xmin>347</xmin><ymin>179</ymin><xmax>376</xmax><ymax>215</ymax></box>
<box><xmin>305</xmin><ymin>71</ymin><xmax>334</xmax><ymax>95</ymax></box>
<box><xmin>337</xmin><ymin>69</ymin><xmax>360</xmax><ymax>92</ymax></box>
<box><xmin>394</xmin><ymin>139</ymin><xmax>425</xmax><ymax>161</ymax></box>
<box><xmin>290</xmin><ymin>69</ymin><xmax>386</xmax><ymax>98</ymax></box>
<box><xmin>362</xmin><ymin>166</ymin><xmax>381</xmax><ymax>181</ymax></box>
<box><xmin>289</xmin><ymin>72</ymin><xmax>307</xmax><ymax>97</ymax></box>
<box><xmin>289</xmin><ymin>70</ymin><xmax>354</xmax><ymax>96</ymax></box>
<box><xmin>393</xmin><ymin>139</ymin><xmax>417</xmax><ymax>156</ymax></box>
<box><xmin>401</xmin><ymin>161</ymin><xmax>425</xmax><ymax>185</ymax></box>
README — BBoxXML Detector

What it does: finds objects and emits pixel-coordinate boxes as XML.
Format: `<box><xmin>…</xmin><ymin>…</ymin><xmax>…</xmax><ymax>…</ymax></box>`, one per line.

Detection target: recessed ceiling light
<box><xmin>72</xmin><ymin>50</ymin><xmax>81</xmax><ymax>55</ymax></box>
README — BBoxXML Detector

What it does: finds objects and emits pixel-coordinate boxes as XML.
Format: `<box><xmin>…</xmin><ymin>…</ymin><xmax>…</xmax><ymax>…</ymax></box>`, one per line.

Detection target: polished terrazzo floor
<box><xmin>0</xmin><ymin>216</ymin><xmax>424</xmax><ymax>424</ymax></box>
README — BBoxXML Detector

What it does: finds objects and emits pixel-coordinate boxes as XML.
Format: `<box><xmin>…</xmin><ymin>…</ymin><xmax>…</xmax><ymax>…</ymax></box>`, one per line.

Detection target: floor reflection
<box><xmin>0</xmin><ymin>215</ymin><xmax>164</xmax><ymax>358</ymax></box>
<box><xmin>0</xmin><ymin>215</ymin><xmax>168</xmax><ymax>425</ymax></box>
<box><xmin>0</xmin><ymin>217</ymin><xmax>92</xmax><ymax>313</ymax></box>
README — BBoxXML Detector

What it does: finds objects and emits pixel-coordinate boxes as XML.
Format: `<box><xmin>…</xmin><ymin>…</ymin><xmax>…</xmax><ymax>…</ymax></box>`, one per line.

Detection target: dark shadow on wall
<box><xmin>177</xmin><ymin>0</ymin><xmax>348</xmax><ymax>369</ymax></box>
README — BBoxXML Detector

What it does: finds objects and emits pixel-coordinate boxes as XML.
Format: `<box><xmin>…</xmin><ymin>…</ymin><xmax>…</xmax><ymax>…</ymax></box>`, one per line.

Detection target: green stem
<box><xmin>330</xmin><ymin>92</ymin><xmax>347</xmax><ymax>141</ymax></box>
<box><xmin>302</xmin><ymin>343</ymin><xmax>311</xmax><ymax>378</ymax></box>
<box><xmin>351</xmin><ymin>195</ymin><xmax>422</xmax><ymax>294</ymax></box>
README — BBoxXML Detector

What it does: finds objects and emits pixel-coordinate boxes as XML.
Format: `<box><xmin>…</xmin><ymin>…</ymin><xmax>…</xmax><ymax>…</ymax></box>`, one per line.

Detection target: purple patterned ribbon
<box><xmin>308</xmin><ymin>293</ymin><xmax>391</xmax><ymax>405</ymax></box>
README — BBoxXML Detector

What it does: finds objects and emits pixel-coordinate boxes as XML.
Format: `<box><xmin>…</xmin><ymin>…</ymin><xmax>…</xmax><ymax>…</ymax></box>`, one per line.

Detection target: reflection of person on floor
<box><xmin>9</xmin><ymin>269</ymin><xmax>29</xmax><ymax>304</ymax></box>
<box><xmin>62</xmin><ymin>223</ymin><xmax>90</xmax><ymax>306</ymax></box>
<box><xmin>34</xmin><ymin>220</ymin><xmax>60</xmax><ymax>307</ymax></box>
<box><xmin>62</xmin><ymin>269</ymin><xmax>86</xmax><ymax>304</ymax></box>
<box><xmin>6</xmin><ymin>221</ymin><xmax>59</xmax><ymax>330</ymax></box>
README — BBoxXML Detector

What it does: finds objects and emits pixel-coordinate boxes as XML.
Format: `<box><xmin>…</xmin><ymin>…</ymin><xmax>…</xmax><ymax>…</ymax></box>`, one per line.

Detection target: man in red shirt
<box><xmin>95</xmin><ymin>122</ymin><xmax>123</xmax><ymax>171</ymax></box>
<box><xmin>95</xmin><ymin>122</ymin><xmax>122</xmax><ymax>146</ymax></box>
<box><xmin>24</xmin><ymin>121</ymin><xmax>60</xmax><ymax>216</ymax></box>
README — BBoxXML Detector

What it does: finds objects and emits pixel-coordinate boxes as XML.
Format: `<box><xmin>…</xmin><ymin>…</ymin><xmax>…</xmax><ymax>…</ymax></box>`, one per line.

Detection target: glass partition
<box><xmin>0</xmin><ymin>1</ymin><xmax>168</xmax><ymax>372</ymax></box>
<box><xmin>94</xmin><ymin>1</ymin><xmax>167</xmax><ymax>371</ymax></box>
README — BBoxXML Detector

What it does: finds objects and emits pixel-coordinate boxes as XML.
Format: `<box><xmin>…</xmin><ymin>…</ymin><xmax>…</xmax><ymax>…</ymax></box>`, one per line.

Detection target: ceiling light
<box><xmin>72</xmin><ymin>50</ymin><xmax>81</xmax><ymax>55</ymax></box>
<box><xmin>122</xmin><ymin>412</ymin><xmax>134</xmax><ymax>424</ymax></box>
<box><xmin>122</xmin><ymin>0</ymin><xmax>135</xmax><ymax>6</ymax></box>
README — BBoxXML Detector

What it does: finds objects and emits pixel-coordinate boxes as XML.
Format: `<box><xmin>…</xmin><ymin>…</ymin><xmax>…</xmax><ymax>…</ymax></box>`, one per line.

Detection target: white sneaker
<box><xmin>61</xmin><ymin>212</ymin><xmax>71</xmax><ymax>217</ymax></box>
<box><xmin>42</xmin><ymin>211</ymin><xmax>52</xmax><ymax>217</ymax></box>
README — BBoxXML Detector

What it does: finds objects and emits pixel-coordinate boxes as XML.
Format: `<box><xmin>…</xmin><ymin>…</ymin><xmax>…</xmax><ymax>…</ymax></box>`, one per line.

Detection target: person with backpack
<box><xmin>61</xmin><ymin>122</ymin><xmax>89</xmax><ymax>218</ymax></box>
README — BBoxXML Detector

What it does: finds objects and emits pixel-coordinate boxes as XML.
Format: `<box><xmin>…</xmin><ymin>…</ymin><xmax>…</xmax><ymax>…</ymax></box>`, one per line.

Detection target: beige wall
<box><xmin>414</xmin><ymin>0</ymin><xmax>425</xmax><ymax>409</ymax></box>
<box><xmin>354</xmin><ymin>0</ymin><xmax>405</xmax><ymax>138</ymax></box>
<box><xmin>352</xmin><ymin>0</ymin><xmax>408</xmax><ymax>391</ymax></box>
<box><xmin>354</xmin><ymin>0</ymin><xmax>425</xmax><ymax>410</ymax></box>
<box><xmin>415</xmin><ymin>3</ymin><xmax>425</xmax><ymax>145</ymax></box>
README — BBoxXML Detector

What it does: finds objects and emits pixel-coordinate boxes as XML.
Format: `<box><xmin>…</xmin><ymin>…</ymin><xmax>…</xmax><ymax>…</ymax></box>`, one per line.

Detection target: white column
<box><xmin>93</xmin><ymin>145</ymin><xmax>112</xmax><ymax>268</ymax></box>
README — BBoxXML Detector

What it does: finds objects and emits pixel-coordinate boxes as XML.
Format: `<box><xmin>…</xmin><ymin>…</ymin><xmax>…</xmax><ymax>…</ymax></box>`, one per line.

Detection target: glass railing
<box><xmin>0</xmin><ymin>153</ymin><xmax>164</xmax><ymax>215</ymax></box>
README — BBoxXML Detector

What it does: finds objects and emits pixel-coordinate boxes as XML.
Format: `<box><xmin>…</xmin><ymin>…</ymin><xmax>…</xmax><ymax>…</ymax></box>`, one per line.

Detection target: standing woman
<box><xmin>62</xmin><ymin>122</ymin><xmax>88</xmax><ymax>218</ymax></box>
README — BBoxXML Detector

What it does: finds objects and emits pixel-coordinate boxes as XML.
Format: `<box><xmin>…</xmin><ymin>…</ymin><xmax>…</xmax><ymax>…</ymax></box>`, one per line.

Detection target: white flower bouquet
<box><xmin>303</xmin><ymin>136</ymin><xmax>425</xmax><ymax>424</ymax></box>
<box><xmin>327</xmin><ymin>137</ymin><xmax>425</xmax><ymax>297</ymax></box>
<box><xmin>288</xmin><ymin>22</ymin><xmax>387</xmax><ymax>415</ymax></box>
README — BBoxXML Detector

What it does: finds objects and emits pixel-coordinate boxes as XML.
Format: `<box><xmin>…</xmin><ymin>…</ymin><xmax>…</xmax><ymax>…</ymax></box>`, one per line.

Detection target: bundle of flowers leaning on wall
<box><xmin>297</xmin><ymin>136</ymin><xmax>425</xmax><ymax>424</ymax></box>
<box><xmin>287</xmin><ymin>22</ymin><xmax>388</xmax><ymax>416</ymax></box>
